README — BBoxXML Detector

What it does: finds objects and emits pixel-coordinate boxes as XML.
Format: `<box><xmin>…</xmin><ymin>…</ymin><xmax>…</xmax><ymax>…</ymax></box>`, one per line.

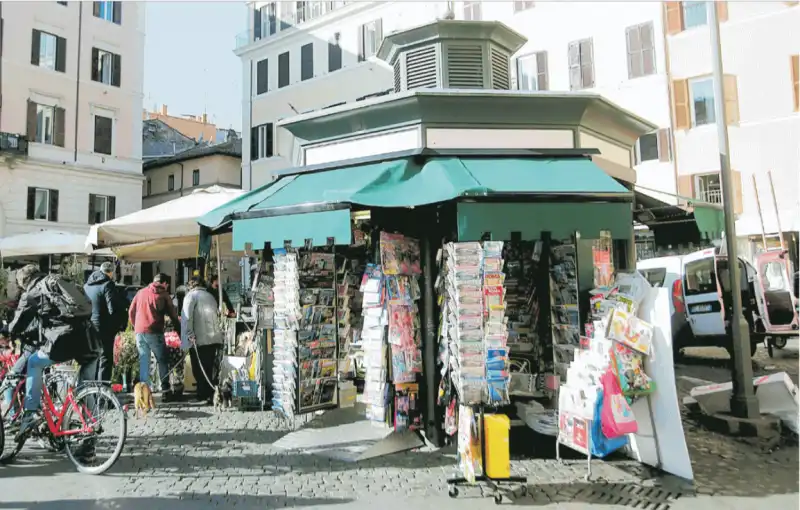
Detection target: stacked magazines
<box><xmin>482</xmin><ymin>241</ymin><xmax>510</xmax><ymax>405</ymax></box>
<box><xmin>271</xmin><ymin>249</ymin><xmax>300</xmax><ymax>417</ymax></box>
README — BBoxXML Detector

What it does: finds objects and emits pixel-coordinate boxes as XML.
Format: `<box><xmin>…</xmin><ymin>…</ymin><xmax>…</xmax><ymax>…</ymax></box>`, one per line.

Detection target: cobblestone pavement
<box><xmin>0</xmin><ymin>342</ymin><xmax>797</xmax><ymax>510</ymax></box>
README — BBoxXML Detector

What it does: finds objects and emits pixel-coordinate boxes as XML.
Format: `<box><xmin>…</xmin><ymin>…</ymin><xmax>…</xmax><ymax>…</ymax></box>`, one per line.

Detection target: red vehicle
<box><xmin>752</xmin><ymin>249</ymin><xmax>799</xmax><ymax>356</ymax></box>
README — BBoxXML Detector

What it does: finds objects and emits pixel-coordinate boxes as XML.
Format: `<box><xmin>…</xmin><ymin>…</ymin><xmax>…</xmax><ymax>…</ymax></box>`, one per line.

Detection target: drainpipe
<box><xmin>660</xmin><ymin>5</ymin><xmax>680</xmax><ymax>205</ymax></box>
<box><xmin>248</xmin><ymin>59</ymin><xmax>254</xmax><ymax>191</ymax></box>
<box><xmin>178</xmin><ymin>162</ymin><xmax>185</xmax><ymax>197</ymax></box>
<box><xmin>73</xmin><ymin>2</ymin><xmax>84</xmax><ymax>162</ymax></box>
<box><xmin>0</xmin><ymin>2</ymin><xmax>4</xmax><ymax>132</ymax></box>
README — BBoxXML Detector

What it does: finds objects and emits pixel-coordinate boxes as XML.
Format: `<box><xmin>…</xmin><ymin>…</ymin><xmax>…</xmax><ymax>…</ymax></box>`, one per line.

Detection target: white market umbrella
<box><xmin>0</xmin><ymin>229</ymin><xmax>92</xmax><ymax>258</ymax></box>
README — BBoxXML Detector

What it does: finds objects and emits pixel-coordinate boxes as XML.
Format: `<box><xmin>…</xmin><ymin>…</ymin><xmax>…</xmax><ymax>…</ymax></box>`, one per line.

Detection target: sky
<box><xmin>144</xmin><ymin>1</ymin><xmax>246</xmax><ymax>131</ymax></box>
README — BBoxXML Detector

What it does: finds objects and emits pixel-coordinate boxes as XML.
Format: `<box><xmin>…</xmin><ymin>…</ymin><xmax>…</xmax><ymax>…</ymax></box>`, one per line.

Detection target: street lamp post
<box><xmin>707</xmin><ymin>1</ymin><xmax>760</xmax><ymax>419</ymax></box>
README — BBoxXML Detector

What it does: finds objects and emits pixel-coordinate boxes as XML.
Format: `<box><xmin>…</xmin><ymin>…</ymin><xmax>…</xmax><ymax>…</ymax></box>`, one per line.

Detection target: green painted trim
<box><xmin>232</xmin><ymin>208</ymin><xmax>352</xmax><ymax>250</ymax></box>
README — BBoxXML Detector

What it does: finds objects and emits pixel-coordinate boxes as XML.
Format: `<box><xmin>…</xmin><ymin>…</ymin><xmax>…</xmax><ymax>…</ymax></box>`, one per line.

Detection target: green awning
<box><xmin>693</xmin><ymin>205</ymin><xmax>725</xmax><ymax>240</ymax></box>
<box><xmin>201</xmin><ymin>156</ymin><xmax>632</xmax><ymax>250</ymax></box>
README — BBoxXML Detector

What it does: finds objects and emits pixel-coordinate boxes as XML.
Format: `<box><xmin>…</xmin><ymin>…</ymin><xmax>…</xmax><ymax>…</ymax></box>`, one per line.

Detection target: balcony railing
<box><xmin>235</xmin><ymin>1</ymin><xmax>353</xmax><ymax>50</ymax></box>
<box><xmin>0</xmin><ymin>133</ymin><xmax>28</xmax><ymax>155</ymax></box>
<box><xmin>696</xmin><ymin>188</ymin><xmax>722</xmax><ymax>204</ymax></box>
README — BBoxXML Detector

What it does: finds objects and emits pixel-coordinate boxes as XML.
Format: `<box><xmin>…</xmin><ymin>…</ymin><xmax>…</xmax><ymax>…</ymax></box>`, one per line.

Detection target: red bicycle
<box><xmin>0</xmin><ymin>363</ymin><xmax>127</xmax><ymax>475</ymax></box>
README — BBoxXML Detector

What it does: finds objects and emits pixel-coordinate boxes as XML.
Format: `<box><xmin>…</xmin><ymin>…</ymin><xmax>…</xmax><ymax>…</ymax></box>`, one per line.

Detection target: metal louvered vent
<box><xmin>405</xmin><ymin>45</ymin><xmax>438</xmax><ymax>90</ymax></box>
<box><xmin>393</xmin><ymin>58</ymin><xmax>402</xmax><ymax>92</ymax></box>
<box><xmin>490</xmin><ymin>47</ymin><xmax>510</xmax><ymax>90</ymax></box>
<box><xmin>446</xmin><ymin>44</ymin><xmax>485</xmax><ymax>88</ymax></box>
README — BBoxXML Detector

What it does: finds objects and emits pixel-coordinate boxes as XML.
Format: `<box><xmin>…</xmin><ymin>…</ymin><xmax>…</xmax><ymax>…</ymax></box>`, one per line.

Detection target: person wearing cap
<box><xmin>83</xmin><ymin>261</ymin><xmax>119</xmax><ymax>382</ymax></box>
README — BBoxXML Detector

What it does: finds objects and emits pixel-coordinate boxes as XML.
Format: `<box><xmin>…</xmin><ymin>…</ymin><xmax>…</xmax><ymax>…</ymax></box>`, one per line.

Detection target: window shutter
<box><xmin>31</xmin><ymin>29</ymin><xmax>41</xmax><ymax>66</ymax></box>
<box><xmin>108</xmin><ymin>196</ymin><xmax>116</xmax><ymax>220</ymax></box>
<box><xmin>625</xmin><ymin>26</ymin><xmax>636</xmax><ymax>79</ymax></box>
<box><xmin>93</xmin><ymin>1</ymin><xmax>101</xmax><ymax>17</ymax></box>
<box><xmin>26</xmin><ymin>100</ymin><xmax>38</xmax><ymax>140</ymax></box>
<box><xmin>54</xmin><ymin>107</ymin><xmax>66</xmax><ymax>147</ymax></box>
<box><xmin>664</xmin><ymin>2</ymin><xmax>684</xmax><ymax>35</ymax></box>
<box><xmin>568</xmin><ymin>41</ymin><xmax>580</xmax><ymax>90</ymax></box>
<box><xmin>256</xmin><ymin>58</ymin><xmax>268</xmax><ymax>94</ymax></box>
<box><xmin>266</xmin><ymin>123</ymin><xmax>274</xmax><ymax>157</ymax></box>
<box><xmin>49</xmin><ymin>189</ymin><xmax>59</xmax><ymax>222</ymax></box>
<box><xmin>301</xmin><ymin>42</ymin><xmax>314</xmax><ymax>81</ymax></box>
<box><xmin>580</xmin><ymin>39</ymin><xmax>594</xmax><ymax>88</ymax></box>
<box><xmin>254</xmin><ymin>6</ymin><xmax>262</xmax><ymax>40</ymax></box>
<box><xmin>357</xmin><ymin>25</ymin><xmax>364</xmax><ymax>62</ymax></box>
<box><xmin>672</xmin><ymin>79</ymin><xmax>690</xmax><ymax>130</ymax></box>
<box><xmin>27</xmin><ymin>188</ymin><xmax>36</xmax><ymax>220</ymax></box>
<box><xmin>791</xmin><ymin>55</ymin><xmax>799</xmax><ymax>112</ymax></box>
<box><xmin>88</xmin><ymin>193</ymin><xmax>96</xmax><ymax>224</ymax></box>
<box><xmin>91</xmin><ymin>48</ymin><xmax>100</xmax><ymax>82</ymax></box>
<box><xmin>55</xmin><ymin>36</ymin><xmax>66</xmax><ymax>73</ymax></box>
<box><xmin>657</xmin><ymin>128</ymin><xmax>671</xmax><ymax>162</ymax></box>
<box><xmin>537</xmin><ymin>51</ymin><xmax>548</xmax><ymax>91</ymax></box>
<box><xmin>731</xmin><ymin>170</ymin><xmax>743</xmax><ymax>215</ymax></box>
<box><xmin>722</xmin><ymin>74</ymin><xmax>739</xmax><ymax>125</ymax></box>
<box><xmin>676</xmin><ymin>175</ymin><xmax>694</xmax><ymax>202</ymax></box>
<box><xmin>112</xmin><ymin>53</ymin><xmax>122</xmax><ymax>87</ymax></box>
<box><xmin>641</xmin><ymin>22</ymin><xmax>655</xmax><ymax>75</ymax></box>
<box><xmin>716</xmin><ymin>1</ymin><xmax>728</xmax><ymax>23</ymax></box>
<box><xmin>374</xmin><ymin>18</ymin><xmax>383</xmax><ymax>45</ymax></box>
<box><xmin>250</xmin><ymin>127</ymin><xmax>259</xmax><ymax>160</ymax></box>
<box><xmin>112</xmin><ymin>2</ymin><xmax>122</xmax><ymax>24</ymax></box>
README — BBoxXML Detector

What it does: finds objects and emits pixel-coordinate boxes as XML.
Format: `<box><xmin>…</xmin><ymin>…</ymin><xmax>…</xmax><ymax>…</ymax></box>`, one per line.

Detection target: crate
<box><xmin>232</xmin><ymin>380</ymin><xmax>260</xmax><ymax>398</ymax></box>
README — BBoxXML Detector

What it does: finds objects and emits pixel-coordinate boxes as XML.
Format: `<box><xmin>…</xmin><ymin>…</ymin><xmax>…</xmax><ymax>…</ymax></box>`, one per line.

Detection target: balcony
<box><xmin>0</xmin><ymin>133</ymin><xmax>28</xmax><ymax>155</ymax></box>
<box><xmin>696</xmin><ymin>188</ymin><xmax>722</xmax><ymax>204</ymax></box>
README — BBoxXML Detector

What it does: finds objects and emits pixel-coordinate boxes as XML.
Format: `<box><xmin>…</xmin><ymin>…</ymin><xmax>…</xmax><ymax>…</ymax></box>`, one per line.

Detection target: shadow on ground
<box><xmin>0</xmin><ymin>494</ymin><xmax>350</xmax><ymax>510</ymax></box>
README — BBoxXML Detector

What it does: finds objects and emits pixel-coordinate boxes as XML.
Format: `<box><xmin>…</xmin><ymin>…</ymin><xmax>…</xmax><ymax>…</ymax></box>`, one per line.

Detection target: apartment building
<box><xmin>235</xmin><ymin>1</ymin><xmax>799</xmax><ymax>249</ymax></box>
<box><xmin>0</xmin><ymin>1</ymin><xmax>146</xmax><ymax>240</ymax></box>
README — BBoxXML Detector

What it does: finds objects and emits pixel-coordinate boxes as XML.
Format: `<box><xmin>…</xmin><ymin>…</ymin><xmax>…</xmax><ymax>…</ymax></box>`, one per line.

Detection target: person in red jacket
<box><xmin>129</xmin><ymin>273</ymin><xmax>180</xmax><ymax>401</ymax></box>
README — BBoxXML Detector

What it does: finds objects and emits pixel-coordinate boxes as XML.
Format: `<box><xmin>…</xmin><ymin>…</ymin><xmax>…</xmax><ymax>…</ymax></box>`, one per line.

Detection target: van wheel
<box><xmin>772</xmin><ymin>337</ymin><xmax>787</xmax><ymax>350</ymax></box>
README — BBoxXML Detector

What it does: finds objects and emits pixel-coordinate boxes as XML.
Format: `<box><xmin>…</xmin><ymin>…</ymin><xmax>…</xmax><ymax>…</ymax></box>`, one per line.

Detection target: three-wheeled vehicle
<box><xmin>752</xmin><ymin>249</ymin><xmax>799</xmax><ymax>356</ymax></box>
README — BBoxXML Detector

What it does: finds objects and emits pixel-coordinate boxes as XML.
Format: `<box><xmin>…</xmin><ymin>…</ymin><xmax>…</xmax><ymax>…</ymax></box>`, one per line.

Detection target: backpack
<box><xmin>39</xmin><ymin>274</ymin><xmax>93</xmax><ymax>322</ymax></box>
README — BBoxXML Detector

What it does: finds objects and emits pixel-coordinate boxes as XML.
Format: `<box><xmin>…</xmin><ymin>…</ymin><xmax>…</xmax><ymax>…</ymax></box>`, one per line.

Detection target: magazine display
<box><xmin>360</xmin><ymin>263</ymin><xmax>389</xmax><ymax>423</ymax></box>
<box><xmin>549</xmin><ymin>242</ymin><xmax>580</xmax><ymax>385</ymax></box>
<box><xmin>271</xmin><ymin>249</ymin><xmax>300</xmax><ymax>417</ymax></box>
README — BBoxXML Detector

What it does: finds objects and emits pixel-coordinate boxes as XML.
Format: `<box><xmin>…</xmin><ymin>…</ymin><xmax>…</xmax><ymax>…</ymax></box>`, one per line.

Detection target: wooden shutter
<box><xmin>31</xmin><ymin>29</ymin><xmax>41</xmax><ymax>66</ymax></box>
<box><xmin>657</xmin><ymin>128</ymin><xmax>671</xmax><ymax>162</ymax></box>
<box><xmin>91</xmin><ymin>48</ymin><xmax>100</xmax><ymax>82</ymax></box>
<box><xmin>55</xmin><ymin>36</ymin><xmax>66</xmax><ymax>73</ymax></box>
<box><xmin>731</xmin><ymin>170</ymin><xmax>743</xmax><ymax>215</ymax></box>
<box><xmin>112</xmin><ymin>53</ymin><xmax>122</xmax><ymax>87</ymax></box>
<box><xmin>537</xmin><ymin>51</ymin><xmax>548</xmax><ymax>91</ymax></box>
<box><xmin>88</xmin><ymin>194</ymin><xmax>96</xmax><ymax>224</ymax></box>
<box><xmin>112</xmin><ymin>2</ymin><xmax>122</xmax><ymax>24</ymax></box>
<box><xmin>568</xmin><ymin>41</ymin><xmax>580</xmax><ymax>90</ymax></box>
<box><xmin>253</xmin><ymin>6</ymin><xmax>262</xmax><ymax>40</ymax></box>
<box><xmin>580</xmin><ymin>39</ymin><xmax>594</xmax><ymax>88</ymax></box>
<box><xmin>791</xmin><ymin>55</ymin><xmax>799</xmax><ymax>112</ymax></box>
<box><xmin>26</xmin><ymin>100</ymin><xmax>38</xmax><ymax>140</ymax></box>
<box><xmin>49</xmin><ymin>189</ymin><xmax>59</xmax><ymax>222</ymax></box>
<box><xmin>250</xmin><ymin>126</ymin><xmax>259</xmax><ymax>160</ymax></box>
<box><xmin>93</xmin><ymin>1</ymin><xmax>101</xmax><ymax>17</ymax></box>
<box><xmin>664</xmin><ymin>2</ymin><xmax>684</xmax><ymax>35</ymax></box>
<box><xmin>108</xmin><ymin>196</ymin><xmax>116</xmax><ymax>220</ymax></box>
<box><xmin>625</xmin><ymin>25</ymin><xmax>639</xmax><ymax>79</ymax></box>
<box><xmin>26</xmin><ymin>188</ymin><xmax>36</xmax><ymax>220</ymax></box>
<box><xmin>677</xmin><ymin>175</ymin><xmax>694</xmax><ymax>201</ymax></box>
<box><xmin>357</xmin><ymin>25</ymin><xmax>364</xmax><ymax>62</ymax></box>
<box><xmin>256</xmin><ymin>58</ymin><xmax>268</xmax><ymax>94</ymax></box>
<box><xmin>716</xmin><ymin>1</ymin><xmax>728</xmax><ymax>23</ymax></box>
<box><xmin>54</xmin><ymin>107</ymin><xmax>66</xmax><ymax>147</ymax></box>
<box><xmin>672</xmin><ymin>79</ymin><xmax>690</xmax><ymax>130</ymax></box>
<box><xmin>722</xmin><ymin>74</ymin><xmax>739</xmax><ymax>125</ymax></box>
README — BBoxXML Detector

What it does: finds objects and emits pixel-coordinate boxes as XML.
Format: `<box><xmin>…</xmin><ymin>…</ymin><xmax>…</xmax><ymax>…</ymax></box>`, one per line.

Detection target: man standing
<box><xmin>83</xmin><ymin>261</ymin><xmax>118</xmax><ymax>382</ymax></box>
<box><xmin>182</xmin><ymin>278</ymin><xmax>224</xmax><ymax>404</ymax></box>
<box><xmin>207</xmin><ymin>275</ymin><xmax>235</xmax><ymax>317</ymax></box>
<box><xmin>129</xmin><ymin>273</ymin><xmax>179</xmax><ymax>401</ymax></box>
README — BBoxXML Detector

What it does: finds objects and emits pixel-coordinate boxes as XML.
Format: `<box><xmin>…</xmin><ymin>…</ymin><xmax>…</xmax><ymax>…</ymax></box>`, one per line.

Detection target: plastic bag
<box><xmin>600</xmin><ymin>369</ymin><xmax>638</xmax><ymax>438</ymax></box>
<box><xmin>590</xmin><ymin>387</ymin><xmax>629</xmax><ymax>457</ymax></box>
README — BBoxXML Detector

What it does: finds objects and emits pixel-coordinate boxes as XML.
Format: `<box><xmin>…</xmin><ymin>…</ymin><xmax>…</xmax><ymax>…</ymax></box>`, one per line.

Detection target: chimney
<box><xmin>161</xmin><ymin>104</ymin><xmax>168</xmax><ymax>116</ymax></box>
<box><xmin>377</xmin><ymin>20</ymin><xmax>526</xmax><ymax>93</ymax></box>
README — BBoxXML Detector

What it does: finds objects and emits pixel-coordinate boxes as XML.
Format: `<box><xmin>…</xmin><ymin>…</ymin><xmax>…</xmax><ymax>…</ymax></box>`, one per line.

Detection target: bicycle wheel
<box><xmin>62</xmin><ymin>385</ymin><xmax>126</xmax><ymax>475</ymax></box>
<box><xmin>0</xmin><ymin>380</ymin><xmax>25</xmax><ymax>464</ymax></box>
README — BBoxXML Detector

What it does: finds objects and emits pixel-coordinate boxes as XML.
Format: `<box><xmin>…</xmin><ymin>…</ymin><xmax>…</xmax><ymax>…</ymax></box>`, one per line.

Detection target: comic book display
<box><xmin>549</xmin><ymin>242</ymin><xmax>580</xmax><ymax>385</ymax></box>
<box><xmin>271</xmin><ymin>249</ymin><xmax>300</xmax><ymax>417</ymax></box>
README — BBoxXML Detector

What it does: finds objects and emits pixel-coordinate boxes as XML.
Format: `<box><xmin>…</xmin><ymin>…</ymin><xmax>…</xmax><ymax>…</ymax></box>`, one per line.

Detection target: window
<box><xmin>279</xmin><ymin>2</ymin><xmax>294</xmax><ymax>30</ymax></box>
<box><xmin>192</xmin><ymin>169</ymin><xmax>200</xmax><ymax>186</ymax></box>
<box><xmin>626</xmin><ymin>22</ymin><xmax>655</xmax><ymax>79</ymax></box>
<box><xmin>251</xmin><ymin>123</ymin><xmax>274</xmax><ymax>160</ymax></box>
<box><xmin>27</xmin><ymin>101</ymin><xmax>64</xmax><ymax>147</ymax></box>
<box><xmin>93</xmin><ymin>115</ymin><xmax>113</xmax><ymax>155</ymax></box>
<box><xmin>31</xmin><ymin>30</ymin><xmax>66</xmax><ymax>73</ymax></box>
<box><xmin>689</xmin><ymin>77</ymin><xmax>715</xmax><ymax>127</ymax></box>
<box><xmin>792</xmin><ymin>54</ymin><xmax>799</xmax><ymax>112</ymax></box>
<box><xmin>93</xmin><ymin>1</ymin><xmax>121</xmax><ymax>24</ymax></box>
<box><xmin>27</xmin><ymin>187</ymin><xmax>59</xmax><ymax>222</ymax></box>
<box><xmin>683</xmin><ymin>258</ymin><xmax>716</xmax><ymax>296</ymax></box>
<box><xmin>88</xmin><ymin>194</ymin><xmax>115</xmax><ymax>224</ymax></box>
<box><xmin>35</xmin><ymin>104</ymin><xmax>55</xmax><ymax>145</ymax></box>
<box><xmin>463</xmin><ymin>1</ymin><xmax>482</xmax><ymax>20</ymax></box>
<box><xmin>694</xmin><ymin>173</ymin><xmax>722</xmax><ymax>204</ymax></box>
<box><xmin>57</xmin><ymin>1</ymin><xmax>68</xmax><ymax>5</ymax></box>
<box><xmin>278</xmin><ymin>51</ymin><xmax>290</xmax><ymax>88</ymax></box>
<box><xmin>635</xmin><ymin>128</ymin><xmax>671</xmax><ymax>164</ymax></box>
<box><xmin>328</xmin><ymin>32</ymin><xmax>342</xmax><ymax>72</ymax></box>
<box><xmin>256</xmin><ymin>3</ymin><xmax>277</xmax><ymax>38</ymax></box>
<box><xmin>145</xmin><ymin>178</ymin><xmax>151</xmax><ymax>197</ymax></box>
<box><xmin>256</xmin><ymin>58</ymin><xmax>269</xmax><ymax>95</ymax></box>
<box><xmin>358</xmin><ymin>19</ymin><xmax>382</xmax><ymax>61</ymax></box>
<box><xmin>568</xmin><ymin>38</ymin><xmax>594</xmax><ymax>90</ymax></box>
<box><xmin>638</xmin><ymin>268</ymin><xmax>667</xmax><ymax>288</ymax></box>
<box><xmin>301</xmin><ymin>42</ymin><xmax>314</xmax><ymax>81</ymax></box>
<box><xmin>682</xmin><ymin>1</ymin><xmax>707</xmax><ymax>29</ymax></box>
<box><xmin>311</xmin><ymin>1</ymin><xmax>326</xmax><ymax>17</ymax></box>
<box><xmin>513</xmin><ymin>1</ymin><xmax>534</xmax><ymax>12</ymax></box>
<box><xmin>296</xmin><ymin>1</ymin><xmax>308</xmax><ymax>23</ymax></box>
<box><xmin>168</xmin><ymin>174</ymin><xmax>175</xmax><ymax>191</ymax></box>
<box><xmin>516</xmin><ymin>51</ymin><xmax>548</xmax><ymax>91</ymax></box>
<box><xmin>91</xmin><ymin>48</ymin><xmax>121</xmax><ymax>87</ymax></box>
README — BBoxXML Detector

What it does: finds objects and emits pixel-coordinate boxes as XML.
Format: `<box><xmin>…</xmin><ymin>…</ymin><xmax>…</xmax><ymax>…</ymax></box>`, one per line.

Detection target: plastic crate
<box><xmin>232</xmin><ymin>380</ymin><xmax>260</xmax><ymax>398</ymax></box>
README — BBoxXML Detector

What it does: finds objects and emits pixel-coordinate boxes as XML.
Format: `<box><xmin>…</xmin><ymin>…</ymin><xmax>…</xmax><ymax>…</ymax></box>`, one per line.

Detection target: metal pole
<box><xmin>215</xmin><ymin>237</ymin><xmax>223</xmax><ymax>313</ymax></box>
<box><xmin>752</xmin><ymin>175</ymin><xmax>768</xmax><ymax>252</ymax></box>
<box><xmin>708</xmin><ymin>1</ymin><xmax>759</xmax><ymax>419</ymax></box>
<box><xmin>767</xmin><ymin>171</ymin><xmax>786</xmax><ymax>251</ymax></box>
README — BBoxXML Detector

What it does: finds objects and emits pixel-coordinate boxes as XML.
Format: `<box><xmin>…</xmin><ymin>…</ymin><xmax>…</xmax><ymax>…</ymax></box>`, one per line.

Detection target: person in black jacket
<box><xmin>83</xmin><ymin>262</ymin><xmax>118</xmax><ymax>382</ymax></box>
<box><xmin>207</xmin><ymin>275</ymin><xmax>236</xmax><ymax>317</ymax></box>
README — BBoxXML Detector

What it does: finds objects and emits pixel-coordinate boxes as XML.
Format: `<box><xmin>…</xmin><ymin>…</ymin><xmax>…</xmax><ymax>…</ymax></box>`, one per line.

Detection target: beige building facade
<box><xmin>143</xmin><ymin>105</ymin><xmax>217</xmax><ymax>144</ymax></box>
<box><xmin>0</xmin><ymin>1</ymin><xmax>145</xmax><ymax>240</ymax></box>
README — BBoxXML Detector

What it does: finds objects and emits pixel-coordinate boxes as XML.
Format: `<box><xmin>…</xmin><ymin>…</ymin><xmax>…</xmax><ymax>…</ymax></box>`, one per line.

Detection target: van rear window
<box><xmin>684</xmin><ymin>258</ymin><xmax>717</xmax><ymax>296</ymax></box>
<box><xmin>638</xmin><ymin>268</ymin><xmax>667</xmax><ymax>288</ymax></box>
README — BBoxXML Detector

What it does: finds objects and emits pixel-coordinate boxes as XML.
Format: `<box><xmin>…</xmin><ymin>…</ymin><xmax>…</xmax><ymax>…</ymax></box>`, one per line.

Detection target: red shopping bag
<box><xmin>600</xmin><ymin>368</ymin><xmax>638</xmax><ymax>439</ymax></box>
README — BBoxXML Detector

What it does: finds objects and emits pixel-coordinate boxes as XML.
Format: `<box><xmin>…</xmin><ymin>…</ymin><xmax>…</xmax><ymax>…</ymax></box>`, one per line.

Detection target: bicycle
<box><xmin>0</xmin><ymin>363</ymin><xmax>127</xmax><ymax>475</ymax></box>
